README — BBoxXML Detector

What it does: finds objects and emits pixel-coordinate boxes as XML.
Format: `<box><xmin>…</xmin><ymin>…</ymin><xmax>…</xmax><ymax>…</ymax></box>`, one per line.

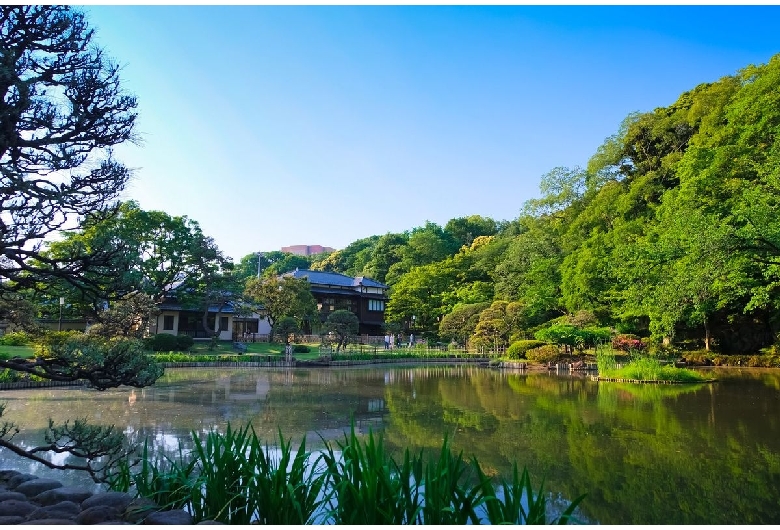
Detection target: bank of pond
<box><xmin>1</xmin><ymin>364</ymin><xmax>780</xmax><ymax>524</ymax></box>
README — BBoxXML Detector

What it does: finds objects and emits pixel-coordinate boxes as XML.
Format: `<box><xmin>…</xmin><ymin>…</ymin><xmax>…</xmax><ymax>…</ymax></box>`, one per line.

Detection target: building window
<box><xmin>368</xmin><ymin>299</ymin><xmax>384</xmax><ymax>311</ymax></box>
<box><xmin>163</xmin><ymin>315</ymin><xmax>174</xmax><ymax>331</ymax></box>
<box><xmin>220</xmin><ymin>316</ymin><xmax>229</xmax><ymax>331</ymax></box>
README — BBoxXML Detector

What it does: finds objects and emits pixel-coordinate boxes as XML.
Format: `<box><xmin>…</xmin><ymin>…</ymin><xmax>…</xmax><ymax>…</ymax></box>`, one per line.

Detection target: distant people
<box><xmin>408</xmin><ymin>333</ymin><xmax>414</xmax><ymax>348</ymax></box>
<box><xmin>384</xmin><ymin>334</ymin><xmax>390</xmax><ymax>349</ymax></box>
<box><xmin>389</xmin><ymin>334</ymin><xmax>395</xmax><ymax>349</ymax></box>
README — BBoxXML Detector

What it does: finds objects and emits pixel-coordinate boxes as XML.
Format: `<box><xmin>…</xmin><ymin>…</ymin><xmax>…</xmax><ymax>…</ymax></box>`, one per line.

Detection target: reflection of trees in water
<box><xmin>382</xmin><ymin>370</ymin><xmax>780</xmax><ymax>524</ymax></box>
<box><xmin>3</xmin><ymin>367</ymin><xmax>780</xmax><ymax>523</ymax></box>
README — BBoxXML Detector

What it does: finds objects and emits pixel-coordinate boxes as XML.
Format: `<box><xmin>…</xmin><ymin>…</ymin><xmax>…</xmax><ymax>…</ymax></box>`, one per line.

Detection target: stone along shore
<box><xmin>0</xmin><ymin>469</ymin><xmax>221</xmax><ymax>525</ymax></box>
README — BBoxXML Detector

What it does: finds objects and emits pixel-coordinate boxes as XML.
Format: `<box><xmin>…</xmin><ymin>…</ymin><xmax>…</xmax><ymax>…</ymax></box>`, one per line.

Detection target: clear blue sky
<box><xmin>80</xmin><ymin>5</ymin><xmax>780</xmax><ymax>262</ymax></box>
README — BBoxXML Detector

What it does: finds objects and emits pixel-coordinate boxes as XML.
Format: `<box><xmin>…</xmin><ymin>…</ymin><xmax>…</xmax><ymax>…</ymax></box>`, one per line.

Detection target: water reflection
<box><xmin>1</xmin><ymin>365</ymin><xmax>780</xmax><ymax>523</ymax></box>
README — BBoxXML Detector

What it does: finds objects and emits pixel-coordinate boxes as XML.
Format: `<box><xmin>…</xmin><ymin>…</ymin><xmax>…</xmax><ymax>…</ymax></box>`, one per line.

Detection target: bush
<box><xmin>611</xmin><ymin>334</ymin><xmax>647</xmax><ymax>352</ymax></box>
<box><xmin>505</xmin><ymin>340</ymin><xmax>546</xmax><ymax>360</ymax></box>
<box><xmin>176</xmin><ymin>334</ymin><xmax>195</xmax><ymax>351</ymax></box>
<box><xmin>525</xmin><ymin>345</ymin><xmax>562</xmax><ymax>364</ymax></box>
<box><xmin>149</xmin><ymin>333</ymin><xmax>179</xmax><ymax>352</ymax></box>
<box><xmin>292</xmin><ymin>344</ymin><xmax>310</xmax><ymax>353</ymax></box>
<box><xmin>0</xmin><ymin>331</ymin><xmax>31</xmax><ymax>346</ymax></box>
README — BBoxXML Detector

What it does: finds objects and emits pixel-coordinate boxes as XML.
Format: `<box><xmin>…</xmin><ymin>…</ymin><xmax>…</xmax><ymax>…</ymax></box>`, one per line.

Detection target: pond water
<box><xmin>1</xmin><ymin>364</ymin><xmax>779</xmax><ymax>524</ymax></box>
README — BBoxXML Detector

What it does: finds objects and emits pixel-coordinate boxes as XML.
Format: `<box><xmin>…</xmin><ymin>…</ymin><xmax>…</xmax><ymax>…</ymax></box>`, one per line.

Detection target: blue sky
<box><xmin>81</xmin><ymin>5</ymin><xmax>780</xmax><ymax>262</ymax></box>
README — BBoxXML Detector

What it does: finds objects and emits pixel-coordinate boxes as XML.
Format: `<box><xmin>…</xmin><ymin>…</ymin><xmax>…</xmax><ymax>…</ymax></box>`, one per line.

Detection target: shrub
<box><xmin>0</xmin><ymin>331</ymin><xmax>31</xmax><ymax>346</ymax></box>
<box><xmin>292</xmin><ymin>344</ymin><xmax>310</xmax><ymax>353</ymax></box>
<box><xmin>175</xmin><ymin>334</ymin><xmax>195</xmax><ymax>351</ymax></box>
<box><xmin>612</xmin><ymin>334</ymin><xmax>647</xmax><ymax>352</ymax></box>
<box><xmin>505</xmin><ymin>340</ymin><xmax>546</xmax><ymax>360</ymax></box>
<box><xmin>525</xmin><ymin>345</ymin><xmax>561</xmax><ymax>364</ymax></box>
<box><xmin>149</xmin><ymin>333</ymin><xmax>178</xmax><ymax>352</ymax></box>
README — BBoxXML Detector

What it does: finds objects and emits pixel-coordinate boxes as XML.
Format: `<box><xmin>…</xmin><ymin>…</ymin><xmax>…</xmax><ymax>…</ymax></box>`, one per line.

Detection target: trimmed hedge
<box><xmin>526</xmin><ymin>344</ymin><xmax>562</xmax><ymax>364</ymax></box>
<box><xmin>147</xmin><ymin>333</ymin><xmax>178</xmax><ymax>352</ymax></box>
<box><xmin>506</xmin><ymin>340</ymin><xmax>546</xmax><ymax>360</ymax></box>
<box><xmin>176</xmin><ymin>334</ymin><xmax>195</xmax><ymax>351</ymax></box>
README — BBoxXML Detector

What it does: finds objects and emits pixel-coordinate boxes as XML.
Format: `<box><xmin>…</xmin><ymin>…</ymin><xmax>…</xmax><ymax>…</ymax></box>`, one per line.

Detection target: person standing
<box><xmin>384</xmin><ymin>334</ymin><xmax>390</xmax><ymax>349</ymax></box>
<box><xmin>389</xmin><ymin>334</ymin><xmax>395</xmax><ymax>349</ymax></box>
<box><xmin>408</xmin><ymin>333</ymin><xmax>414</xmax><ymax>348</ymax></box>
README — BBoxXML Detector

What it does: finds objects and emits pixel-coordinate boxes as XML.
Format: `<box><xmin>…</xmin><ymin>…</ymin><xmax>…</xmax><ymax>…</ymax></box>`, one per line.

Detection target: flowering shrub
<box><xmin>611</xmin><ymin>334</ymin><xmax>647</xmax><ymax>352</ymax></box>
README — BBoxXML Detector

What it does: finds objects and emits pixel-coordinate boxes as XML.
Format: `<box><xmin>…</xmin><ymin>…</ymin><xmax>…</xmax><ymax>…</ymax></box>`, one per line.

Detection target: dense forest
<box><xmin>236</xmin><ymin>53</ymin><xmax>780</xmax><ymax>355</ymax></box>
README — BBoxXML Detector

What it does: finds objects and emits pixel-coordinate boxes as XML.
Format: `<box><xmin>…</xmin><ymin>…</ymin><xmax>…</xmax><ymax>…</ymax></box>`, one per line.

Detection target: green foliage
<box><xmin>17</xmin><ymin>332</ymin><xmax>162</xmax><ymax>389</ymax></box>
<box><xmin>525</xmin><ymin>345</ymin><xmax>562</xmax><ymax>364</ymax></box>
<box><xmin>438</xmin><ymin>302</ymin><xmax>491</xmax><ymax>346</ymax></box>
<box><xmin>324</xmin><ymin>310</ymin><xmax>359</xmax><ymax>351</ymax></box>
<box><xmin>244</xmin><ymin>275</ymin><xmax>317</xmax><ymax>342</ymax></box>
<box><xmin>175</xmin><ymin>335</ymin><xmax>195</xmax><ymax>351</ymax></box>
<box><xmin>506</xmin><ymin>340</ymin><xmax>546</xmax><ymax>360</ymax></box>
<box><xmin>112</xmin><ymin>423</ymin><xmax>583</xmax><ymax>525</ymax></box>
<box><xmin>148</xmin><ymin>333</ymin><xmax>179</xmax><ymax>352</ymax></box>
<box><xmin>0</xmin><ymin>331</ymin><xmax>31</xmax><ymax>346</ymax></box>
<box><xmin>275</xmin><ymin>316</ymin><xmax>301</xmax><ymax>345</ymax></box>
<box><xmin>598</xmin><ymin>349</ymin><xmax>709</xmax><ymax>382</ymax></box>
<box><xmin>534</xmin><ymin>324</ymin><xmax>611</xmax><ymax>350</ymax></box>
<box><xmin>477</xmin><ymin>460</ymin><xmax>586</xmax><ymax>525</ymax></box>
<box><xmin>292</xmin><ymin>344</ymin><xmax>310</xmax><ymax>353</ymax></box>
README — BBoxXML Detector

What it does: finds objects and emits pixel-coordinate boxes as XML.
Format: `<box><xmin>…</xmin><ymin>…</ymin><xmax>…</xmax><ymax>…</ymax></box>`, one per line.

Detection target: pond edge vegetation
<box><xmin>105</xmin><ymin>422</ymin><xmax>586</xmax><ymax>525</ymax></box>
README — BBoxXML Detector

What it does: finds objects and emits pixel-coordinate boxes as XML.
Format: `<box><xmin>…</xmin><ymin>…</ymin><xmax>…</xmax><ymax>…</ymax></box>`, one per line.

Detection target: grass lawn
<box><xmin>182</xmin><ymin>340</ymin><xmax>323</xmax><ymax>361</ymax></box>
<box><xmin>0</xmin><ymin>344</ymin><xmax>35</xmax><ymax>359</ymax></box>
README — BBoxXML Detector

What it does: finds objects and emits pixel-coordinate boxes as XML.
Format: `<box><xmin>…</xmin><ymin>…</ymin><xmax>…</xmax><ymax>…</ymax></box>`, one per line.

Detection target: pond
<box><xmin>1</xmin><ymin>364</ymin><xmax>779</xmax><ymax>524</ymax></box>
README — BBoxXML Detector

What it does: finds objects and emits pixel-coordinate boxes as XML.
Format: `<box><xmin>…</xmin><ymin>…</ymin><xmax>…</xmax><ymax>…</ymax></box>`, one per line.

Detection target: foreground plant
<box><xmin>107</xmin><ymin>422</ymin><xmax>586</xmax><ymax>524</ymax></box>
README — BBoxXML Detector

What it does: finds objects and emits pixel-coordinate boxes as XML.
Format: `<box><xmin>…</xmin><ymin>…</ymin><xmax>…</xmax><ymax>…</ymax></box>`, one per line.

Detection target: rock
<box><xmin>0</xmin><ymin>491</ymin><xmax>27</xmax><ymax>502</ymax></box>
<box><xmin>26</xmin><ymin>500</ymin><xmax>82</xmax><ymax>520</ymax></box>
<box><xmin>0</xmin><ymin>498</ymin><xmax>38</xmax><ymax>517</ymax></box>
<box><xmin>34</xmin><ymin>487</ymin><xmax>95</xmax><ymax>506</ymax></box>
<box><xmin>143</xmin><ymin>509</ymin><xmax>193</xmax><ymax>525</ymax></box>
<box><xmin>19</xmin><ymin>518</ymin><xmax>77</xmax><ymax>524</ymax></box>
<box><xmin>81</xmin><ymin>491</ymin><xmax>134</xmax><ymax>513</ymax></box>
<box><xmin>6</xmin><ymin>474</ymin><xmax>39</xmax><ymax>490</ymax></box>
<box><xmin>14</xmin><ymin>478</ymin><xmax>64</xmax><ymax>497</ymax></box>
<box><xmin>75</xmin><ymin>505</ymin><xmax>122</xmax><ymax>524</ymax></box>
<box><xmin>0</xmin><ymin>470</ymin><xmax>22</xmax><ymax>481</ymax></box>
<box><xmin>122</xmin><ymin>498</ymin><xmax>158</xmax><ymax>524</ymax></box>
<box><xmin>0</xmin><ymin>515</ymin><xmax>26</xmax><ymax>524</ymax></box>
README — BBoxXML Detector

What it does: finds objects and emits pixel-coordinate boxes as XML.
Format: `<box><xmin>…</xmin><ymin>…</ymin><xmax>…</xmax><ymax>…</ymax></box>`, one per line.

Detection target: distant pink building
<box><xmin>281</xmin><ymin>244</ymin><xmax>335</xmax><ymax>256</ymax></box>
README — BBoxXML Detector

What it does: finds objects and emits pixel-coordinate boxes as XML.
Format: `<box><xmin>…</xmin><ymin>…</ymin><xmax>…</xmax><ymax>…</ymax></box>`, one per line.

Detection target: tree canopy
<box><xmin>0</xmin><ymin>6</ymin><xmax>138</xmax><ymax>296</ymax></box>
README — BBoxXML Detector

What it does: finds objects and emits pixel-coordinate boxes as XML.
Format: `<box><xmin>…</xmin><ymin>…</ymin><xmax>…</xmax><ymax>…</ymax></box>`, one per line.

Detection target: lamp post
<box><xmin>58</xmin><ymin>297</ymin><xmax>64</xmax><ymax>331</ymax></box>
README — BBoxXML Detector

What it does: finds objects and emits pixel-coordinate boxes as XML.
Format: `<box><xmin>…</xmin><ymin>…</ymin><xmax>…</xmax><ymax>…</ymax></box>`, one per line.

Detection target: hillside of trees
<box><xmin>233</xmin><ymin>54</ymin><xmax>780</xmax><ymax>355</ymax></box>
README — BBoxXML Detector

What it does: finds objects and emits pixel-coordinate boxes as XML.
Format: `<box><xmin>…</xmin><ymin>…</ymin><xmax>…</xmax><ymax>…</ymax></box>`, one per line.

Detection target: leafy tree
<box><xmin>0</xmin><ymin>294</ymin><xmax>40</xmax><ymax>332</ymax></box>
<box><xmin>244</xmin><ymin>275</ymin><xmax>317</xmax><ymax>342</ymax></box>
<box><xmin>86</xmin><ymin>292</ymin><xmax>159</xmax><ymax>339</ymax></box>
<box><xmin>47</xmin><ymin>201</ymin><xmax>226</xmax><ymax>299</ymax></box>
<box><xmin>0</xmin><ymin>6</ymin><xmax>138</xmax><ymax>297</ymax></box>
<box><xmin>324</xmin><ymin>309</ymin><xmax>359</xmax><ymax>352</ymax></box>
<box><xmin>310</xmin><ymin>236</ymin><xmax>380</xmax><ymax>276</ymax></box>
<box><xmin>0</xmin><ymin>6</ymin><xmax>160</xmax><ymax>484</ymax></box>
<box><xmin>494</xmin><ymin>216</ymin><xmax>565</xmax><ymax>322</ymax></box>
<box><xmin>438</xmin><ymin>302</ymin><xmax>490</xmax><ymax>347</ymax></box>
<box><xmin>360</xmin><ymin>233</ymin><xmax>408</xmax><ymax>284</ymax></box>
<box><xmin>444</xmin><ymin>215</ymin><xmax>499</xmax><ymax>249</ymax></box>
<box><xmin>385</xmin><ymin>222</ymin><xmax>458</xmax><ymax>285</ymax></box>
<box><xmin>258</xmin><ymin>251</ymin><xmax>313</xmax><ymax>278</ymax></box>
<box><xmin>470</xmin><ymin>301</ymin><xmax>525</xmax><ymax>353</ymax></box>
<box><xmin>274</xmin><ymin>316</ymin><xmax>300</xmax><ymax>345</ymax></box>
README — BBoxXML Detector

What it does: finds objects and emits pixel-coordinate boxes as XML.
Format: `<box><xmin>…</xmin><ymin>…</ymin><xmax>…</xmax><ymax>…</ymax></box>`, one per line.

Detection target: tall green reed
<box><xmin>109</xmin><ymin>422</ymin><xmax>586</xmax><ymax>525</ymax></box>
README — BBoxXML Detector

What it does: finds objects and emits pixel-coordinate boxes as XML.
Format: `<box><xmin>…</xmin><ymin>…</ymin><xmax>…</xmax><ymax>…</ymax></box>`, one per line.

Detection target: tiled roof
<box><xmin>287</xmin><ymin>269</ymin><xmax>388</xmax><ymax>289</ymax></box>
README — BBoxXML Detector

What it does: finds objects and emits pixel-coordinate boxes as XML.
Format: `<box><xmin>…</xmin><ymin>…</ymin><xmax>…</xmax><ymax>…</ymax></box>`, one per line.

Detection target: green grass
<box><xmin>596</xmin><ymin>346</ymin><xmax>709</xmax><ymax>382</ymax></box>
<box><xmin>0</xmin><ymin>344</ymin><xmax>35</xmax><ymax>359</ymax></box>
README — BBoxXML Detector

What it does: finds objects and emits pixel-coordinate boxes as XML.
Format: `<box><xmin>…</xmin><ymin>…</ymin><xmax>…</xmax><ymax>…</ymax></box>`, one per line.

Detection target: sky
<box><xmin>79</xmin><ymin>4</ymin><xmax>780</xmax><ymax>262</ymax></box>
